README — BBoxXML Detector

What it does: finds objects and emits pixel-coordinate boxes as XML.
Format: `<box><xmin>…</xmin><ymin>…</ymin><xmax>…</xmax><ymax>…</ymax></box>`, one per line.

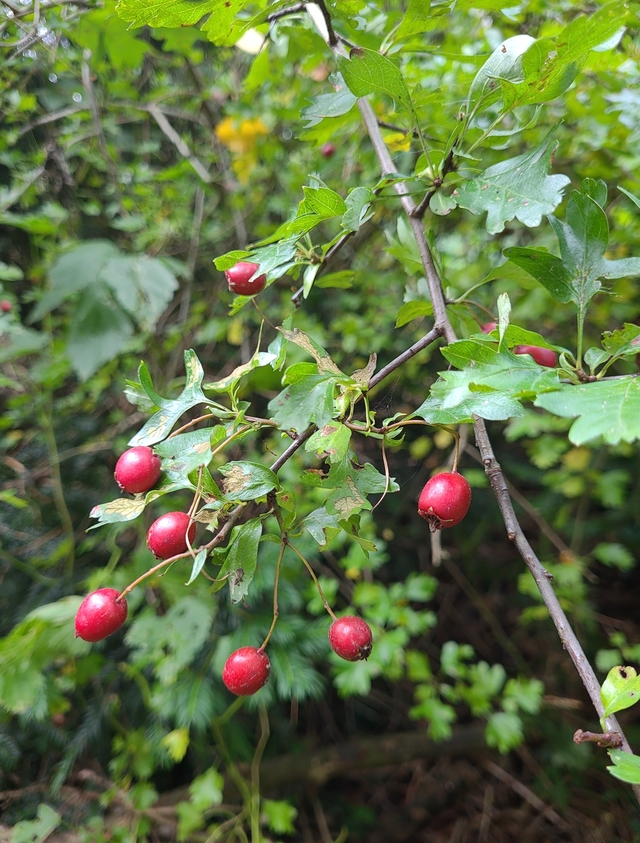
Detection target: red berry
<box><xmin>328</xmin><ymin>616</ymin><xmax>373</xmax><ymax>661</ymax></box>
<box><xmin>114</xmin><ymin>446</ymin><xmax>162</xmax><ymax>494</ymax></box>
<box><xmin>222</xmin><ymin>646</ymin><xmax>270</xmax><ymax>695</ymax></box>
<box><xmin>320</xmin><ymin>142</ymin><xmax>335</xmax><ymax>158</ymax></box>
<box><xmin>418</xmin><ymin>471</ymin><xmax>471</xmax><ymax>532</ymax></box>
<box><xmin>224</xmin><ymin>261</ymin><xmax>266</xmax><ymax>296</ymax></box>
<box><xmin>75</xmin><ymin>588</ymin><xmax>128</xmax><ymax>642</ymax></box>
<box><xmin>146</xmin><ymin>511</ymin><xmax>196</xmax><ymax>559</ymax></box>
<box><xmin>513</xmin><ymin>345</ymin><xmax>557</xmax><ymax>368</ymax></box>
<box><xmin>0</xmin><ymin>300</ymin><xmax>12</xmax><ymax>313</ymax></box>
<box><xmin>481</xmin><ymin>321</ymin><xmax>496</xmax><ymax>334</ymax></box>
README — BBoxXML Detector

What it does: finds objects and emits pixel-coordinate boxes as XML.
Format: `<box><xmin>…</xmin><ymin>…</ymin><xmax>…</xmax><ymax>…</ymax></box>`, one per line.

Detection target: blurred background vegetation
<box><xmin>2</xmin><ymin>0</ymin><xmax>640</xmax><ymax>840</ymax></box>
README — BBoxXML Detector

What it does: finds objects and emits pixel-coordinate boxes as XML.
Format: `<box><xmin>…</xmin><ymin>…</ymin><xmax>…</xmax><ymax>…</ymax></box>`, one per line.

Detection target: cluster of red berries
<box><xmin>75</xmin><ymin>444</ymin><xmax>374</xmax><ymax>696</ymax></box>
<box><xmin>481</xmin><ymin>321</ymin><xmax>558</xmax><ymax>367</ymax></box>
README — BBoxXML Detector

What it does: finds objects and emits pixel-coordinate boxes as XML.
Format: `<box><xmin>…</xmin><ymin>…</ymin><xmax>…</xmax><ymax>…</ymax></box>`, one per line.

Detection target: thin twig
<box><xmin>147</xmin><ymin>104</ymin><xmax>211</xmax><ymax>184</ymax></box>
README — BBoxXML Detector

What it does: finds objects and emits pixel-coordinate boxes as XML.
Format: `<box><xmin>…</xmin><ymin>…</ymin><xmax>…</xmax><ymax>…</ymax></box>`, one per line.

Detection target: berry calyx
<box><xmin>0</xmin><ymin>300</ymin><xmax>12</xmax><ymax>313</ymax></box>
<box><xmin>222</xmin><ymin>646</ymin><xmax>270</xmax><ymax>695</ymax></box>
<box><xmin>513</xmin><ymin>345</ymin><xmax>557</xmax><ymax>368</ymax></box>
<box><xmin>481</xmin><ymin>321</ymin><xmax>496</xmax><ymax>334</ymax></box>
<box><xmin>114</xmin><ymin>446</ymin><xmax>162</xmax><ymax>494</ymax></box>
<box><xmin>418</xmin><ymin>471</ymin><xmax>472</xmax><ymax>532</ymax></box>
<box><xmin>225</xmin><ymin>261</ymin><xmax>266</xmax><ymax>296</ymax></box>
<box><xmin>75</xmin><ymin>588</ymin><xmax>128</xmax><ymax>642</ymax></box>
<box><xmin>146</xmin><ymin>511</ymin><xmax>196</xmax><ymax>559</ymax></box>
<box><xmin>320</xmin><ymin>142</ymin><xmax>336</xmax><ymax>158</ymax></box>
<box><xmin>328</xmin><ymin>616</ymin><xmax>373</xmax><ymax>661</ymax></box>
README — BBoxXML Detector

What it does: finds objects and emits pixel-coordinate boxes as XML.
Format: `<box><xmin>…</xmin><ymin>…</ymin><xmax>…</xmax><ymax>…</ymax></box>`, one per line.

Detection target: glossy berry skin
<box><xmin>513</xmin><ymin>344</ymin><xmax>557</xmax><ymax>368</ymax></box>
<box><xmin>225</xmin><ymin>261</ymin><xmax>266</xmax><ymax>296</ymax></box>
<box><xmin>0</xmin><ymin>300</ymin><xmax>12</xmax><ymax>313</ymax></box>
<box><xmin>481</xmin><ymin>321</ymin><xmax>496</xmax><ymax>334</ymax></box>
<box><xmin>418</xmin><ymin>471</ymin><xmax>472</xmax><ymax>532</ymax></box>
<box><xmin>328</xmin><ymin>616</ymin><xmax>373</xmax><ymax>661</ymax></box>
<box><xmin>114</xmin><ymin>446</ymin><xmax>162</xmax><ymax>494</ymax></box>
<box><xmin>146</xmin><ymin>511</ymin><xmax>196</xmax><ymax>559</ymax></box>
<box><xmin>75</xmin><ymin>588</ymin><xmax>128</xmax><ymax>642</ymax></box>
<box><xmin>222</xmin><ymin>647</ymin><xmax>270</xmax><ymax>695</ymax></box>
<box><xmin>321</xmin><ymin>142</ymin><xmax>336</xmax><ymax>158</ymax></box>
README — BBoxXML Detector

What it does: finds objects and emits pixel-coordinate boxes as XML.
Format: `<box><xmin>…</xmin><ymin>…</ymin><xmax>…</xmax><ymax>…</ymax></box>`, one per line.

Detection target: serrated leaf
<box><xmin>269</xmin><ymin>373</ymin><xmax>337</xmax><ymax>432</ymax></box>
<box><xmin>396</xmin><ymin>0</ymin><xmax>434</xmax><ymax>38</ymax></box>
<box><xmin>303</xmin><ymin>507</ymin><xmax>341</xmax><ymax>549</ymax></box>
<box><xmin>154</xmin><ymin>428</ymin><xmax>216</xmax><ymax>475</ymax></box>
<box><xmin>535</xmin><ymin>379</ymin><xmax>640</xmax><ymax>445</ymax></box>
<box><xmin>305</xmin><ymin>422</ymin><xmax>351</xmax><ymax>464</ymax></box>
<box><xmin>467</xmin><ymin>34</ymin><xmax>534</xmax><ymax>114</ymax></box>
<box><xmin>301</xmin><ymin>186</ymin><xmax>347</xmax><ymax>218</ymax></box>
<box><xmin>214</xmin><ymin>520</ymin><xmax>262</xmax><ymax>603</ymax></box>
<box><xmin>601</xmin><ymin>324</ymin><xmax>640</xmax><ymax>357</ymax></box>
<box><xmin>129</xmin><ymin>350</ymin><xmax>207</xmax><ymax>446</ymax></box>
<box><xmin>601</xmin><ymin>665</ymin><xmax>640</xmax><ymax>718</ymax></box>
<box><xmin>204</xmin><ymin>350</ymin><xmax>277</xmax><ymax>393</ymax></box>
<box><xmin>278</xmin><ymin>328</ymin><xmax>344</xmax><ymax>375</ymax></box>
<box><xmin>315</xmin><ymin>270</ymin><xmax>355</xmax><ymax>289</ymax></box>
<box><xmin>338</xmin><ymin>48</ymin><xmax>413</xmax><ymax>114</ymax></box>
<box><xmin>453</xmin><ymin>131</ymin><xmax>570</xmax><ymax>234</ymax></box>
<box><xmin>219</xmin><ymin>461</ymin><xmax>279</xmax><ymax>501</ymax></box>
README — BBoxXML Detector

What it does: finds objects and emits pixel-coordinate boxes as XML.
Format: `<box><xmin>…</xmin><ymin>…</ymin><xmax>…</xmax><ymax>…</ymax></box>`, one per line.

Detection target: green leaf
<box><xmin>485</xmin><ymin>711</ymin><xmax>524</xmax><ymax>753</ymax></box>
<box><xmin>338</xmin><ymin>48</ymin><xmax>414</xmax><ymax>114</ymax></box>
<box><xmin>89</xmin><ymin>496</ymin><xmax>147</xmax><ymax>526</ymax></box>
<box><xmin>342</xmin><ymin>187</ymin><xmax>374</xmax><ymax>232</ymax></box>
<box><xmin>262</xmin><ymin>800</ymin><xmax>298</xmax><ymax>836</ymax></box>
<box><xmin>305</xmin><ymin>422</ymin><xmax>352</xmax><ymax>464</ymax></box>
<box><xmin>315</xmin><ymin>270</ymin><xmax>355</xmax><ymax>289</ymax></box>
<box><xmin>303</xmin><ymin>507</ymin><xmax>341</xmax><ymax>549</ymax></box>
<box><xmin>301</xmin><ymin>186</ymin><xmax>347</xmax><ymax>218</ymax></box>
<box><xmin>502</xmin><ymin>248</ymin><xmax>573</xmax><ymax>303</ymax></box>
<box><xmin>278</xmin><ymin>328</ymin><xmax>344</xmax><ymax>375</ymax></box>
<box><xmin>154</xmin><ymin>428</ymin><xmax>217</xmax><ymax>475</ymax></box>
<box><xmin>453</xmin><ymin>131</ymin><xmax>570</xmax><ymax>234</ymax></box>
<box><xmin>11</xmin><ymin>803</ymin><xmax>61</xmax><ymax>843</ymax></box>
<box><xmin>269</xmin><ymin>373</ymin><xmax>337</xmax><ymax>432</ymax></box>
<box><xmin>395</xmin><ymin>300</ymin><xmax>433</xmax><ymax>327</ymax></box>
<box><xmin>601</xmin><ymin>665</ymin><xmax>640</xmax><ymax>718</ymax></box>
<box><xmin>301</xmin><ymin>74</ymin><xmax>357</xmax><ymax>127</ymax></box>
<box><xmin>602</xmin><ymin>324</ymin><xmax>640</xmax><ymax>357</ymax></box>
<box><xmin>592</xmin><ymin>543</ymin><xmax>635</xmax><ymax>572</ymax></box>
<box><xmin>535</xmin><ymin>379</ymin><xmax>640</xmax><ymax>445</ymax></box>
<box><xmin>467</xmin><ymin>34</ymin><xmax>534</xmax><ymax>114</ymax></box>
<box><xmin>607</xmin><ymin>750</ymin><xmax>640</xmax><ymax>785</ymax></box>
<box><xmin>219</xmin><ymin>461</ymin><xmax>280</xmax><ymax>501</ymax></box>
<box><xmin>214</xmin><ymin>520</ymin><xmax>262</xmax><ymax>603</ymax></box>
<box><xmin>129</xmin><ymin>350</ymin><xmax>207</xmax><ymax>446</ymax></box>
<box><xmin>99</xmin><ymin>254</ymin><xmax>179</xmax><ymax>330</ymax></box>
<box><xmin>395</xmin><ymin>0</ymin><xmax>434</xmax><ymax>39</ymax></box>
<box><xmin>116</xmin><ymin>0</ymin><xmax>220</xmax><ymax>28</ymax></box>
<box><xmin>204</xmin><ymin>350</ymin><xmax>277</xmax><ymax>394</ymax></box>
<box><xmin>200</xmin><ymin>0</ymin><xmax>248</xmax><ymax>45</ymax></box>
<box><xmin>185</xmin><ymin>547</ymin><xmax>209</xmax><ymax>586</ymax></box>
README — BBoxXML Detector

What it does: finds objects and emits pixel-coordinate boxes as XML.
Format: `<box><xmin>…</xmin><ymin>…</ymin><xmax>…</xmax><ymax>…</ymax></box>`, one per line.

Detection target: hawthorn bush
<box><xmin>2</xmin><ymin>0</ymin><xmax>640</xmax><ymax>840</ymax></box>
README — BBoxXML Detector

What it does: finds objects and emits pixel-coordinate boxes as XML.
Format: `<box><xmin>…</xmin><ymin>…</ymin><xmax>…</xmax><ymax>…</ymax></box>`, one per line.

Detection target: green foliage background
<box><xmin>2</xmin><ymin>0</ymin><xmax>640</xmax><ymax>839</ymax></box>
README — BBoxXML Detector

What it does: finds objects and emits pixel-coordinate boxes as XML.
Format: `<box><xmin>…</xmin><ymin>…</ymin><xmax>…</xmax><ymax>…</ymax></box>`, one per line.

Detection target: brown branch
<box><xmin>146</xmin><ymin>104</ymin><xmax>211</xmax><ymax>184</ymax></box>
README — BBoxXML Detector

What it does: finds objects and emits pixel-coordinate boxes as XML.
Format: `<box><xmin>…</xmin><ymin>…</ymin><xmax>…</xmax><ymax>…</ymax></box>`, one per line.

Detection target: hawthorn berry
<box><xmin>0</xmin><ymin>300</ymin><xmax>11</xmax><ymax>313</ymax></box>
<box><xmin>75</xmin><ymin>588</ymin><xmax>128</xmax><ymax>642</ymax></box>
<box><xmin>114</xmin><ymin>446</ymin><xmax>162</xmax><ymax>494</ymax></box>
<box><xmin>328</xmin><ymin>616</ymin><xmax>373</xmax><ymax>661</ymax></box>
<box><xmin>513</xmin><ymin>344</ymin><xmax>557</xmax><ymax>368</ymax></box>
<box><xmin>481</xmin><ymin>321</ymin><xmax>496</xmax><ymax>334</ymax></box>
<box><xmin>222</xmin><ymin>646</ymin><xmax>271</xmax><ymax>695</ymax></box>
<box><xmin>418</xmin><ymin>471</ymin><xmax>471</xmax><ymax>532</ymax></box>
<box><xmin>225</xmin><ymin>261</ymin><xmax>266</xmax><ymax>296</ymax></box>
<box><xmin>146</xmin><ymin>511</ymin><xmax>196</xmax><ymax>559</ymax></box>
<box><xmin>321</xmin><ymin>142</ymin><xmax>336</xmax><ymax>158</ymax></box>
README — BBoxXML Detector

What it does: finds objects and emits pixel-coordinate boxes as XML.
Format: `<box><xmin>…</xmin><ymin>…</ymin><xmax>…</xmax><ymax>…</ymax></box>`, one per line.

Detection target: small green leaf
<box><xmin>607</xmin><ymin>750</ymin><xmax>640</xmax><ymax>785</ymax></box>
<box><xmin>11</xmin><ymin>803</ymin><xmax>61</xmax><ymax>843</ymax></box>
<box><xmin>601</xmin><ymin>665</ymin><xmax>640</xmax><ymax>718</ymax></box>
<box><xmin>301</xmin><ymin>73</ymin><xmax>357</xmax><ymax>127</ymax></box>
<box><xmin>262</xmin><ymin>800</ymin><xmax>298</xmax><ymax>835</ymax></box>
<box><xmin>485</xmin><ymin>711</ymin><xmax>524</xmax><ymax>753</ymax></box>
<box><xmin>395</xmin><ymin>300</ymin><xmax>433</xmax><ymax>327</ymax></box>
<box><xmin>269</xmin><ymin>373</ymin><xmax>337</xmax><ymax>432</ymax></box>
<box><xmin>185</xmin><ymin>548</ymin><xmax>209</xmax><ymax>586</ymax></box>
<box><xmin>305</xmin><ymin>422</ymin><xmax>352</xmax><ymax>464</ymax></box>
<box><xmin>503</xmin><ymin>248</ymin><xmax>573</xmax><ymax>303</ymax></box>
<box><xmin>303</xmin><ymin>507</ymin><xmax>341</xmax><ymax>549</ymax></box>
<box><xmin>338</xmin><ymin>48</ymin><xmax>414</xmax><ymax>114</ymax></box>
<box><xmin>342</xmin><ymin>187</ymin><xmax>374</xmax><ymax>232</ymax></box>
<box><xmin>395</xmin><ymin>0</ymin><xmax>434</xmax><ymax>39</ymax></box>
<box><xmin>155</xmin><ymin>428</ymin><xmax>215</xmax><ymax>475</ymax></box>
<box><xmin>90</xmin><ymin>496</ymin><xmax>147</xmax><ymax>525</ymax></box>
<box><xmin>592</xmin><ymin>543</ymin><xmax>634</xmax><ymax>572</ymax></box>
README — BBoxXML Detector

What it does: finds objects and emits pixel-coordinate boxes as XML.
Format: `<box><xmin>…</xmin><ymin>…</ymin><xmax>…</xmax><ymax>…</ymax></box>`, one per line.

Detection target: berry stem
<box><xmin>260</xmin><ymin>540</ymin><xmax>286</xmax><ymax>651</ymax></box>
<box><xmin>250</xmin><ymin>706</ymin><xmax>270</xmax><ymax>843</ymax></box>
<box><xmin>372</xmin><ymin>438</ymin><xmax>390</xmax><ymax>511</ymax></box>
<box><xmin>119</xmin><ymin>552</ymin><xmax>190</xmax><ymax>600</ymax></box>
<box><xmin>286</xmin><ymin>540</ymin><xmax>337</xmax><ymax>621</ymax></box>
